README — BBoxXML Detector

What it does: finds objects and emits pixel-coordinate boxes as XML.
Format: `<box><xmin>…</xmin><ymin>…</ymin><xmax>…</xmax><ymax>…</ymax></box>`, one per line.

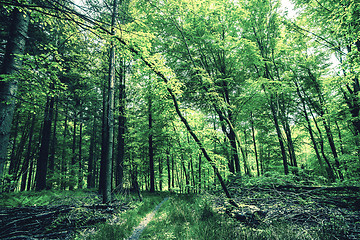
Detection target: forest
<box><xmin>0</xmin><ymin>0</ymin><xmax>359</xmax><ymax>239</ymax></box>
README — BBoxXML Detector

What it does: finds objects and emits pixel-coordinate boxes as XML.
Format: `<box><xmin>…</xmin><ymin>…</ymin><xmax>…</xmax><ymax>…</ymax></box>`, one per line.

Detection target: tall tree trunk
<box><xmin>27</xmin><ymin>158</ymin><xmax>34</xmax><ymax>191</ymax></box>
<box><xmin>116</xmin><ymin>59</ymin><xmax>125</xmax><ymax>191</ymax></box>
<box><xmin>8</xmin><ymin>115</ymin><xmax>20</xmax><ymax>177</ymax></box>
<box><xmin>308</xmin><ymin>104</ymin><xmax>336</xmax><ymax>182</ymax></box>
<box><xmin>70</xmin><ymin>114</ymin><xmax>77</xmax><ymax>191</ymax></box>
<box><xmin>0</xmin><ymin>7</ymin><xmax>29</xmax><ymax>180</ymax></box>
<box><xmin>61</xmin><ymin>110</ymin><xmax>68</xmax><ymax>190</ymax></box>
<box><xmin>48</xmin><ymin>98</ymin><xmax>58</xmax><ymax>186</ymax></box>
<box><xmin>322</xmin><ymin>119</ymin><xmax>343</xmax><ymax>180</ymax></box>
<box><xmin>295</xmin><ymin>83</ymin><xmax>326</xmax><ymax>177</ymax></box>
<box><xmin>78</xmin><ymin>117</ymin><xmax>83</xmax><ymax>189</ymax></box>
<box><xmin>250</xmin><ymin>112</ymin><xmax>260</xmax><ymax>176</ymax></box>
<box><xmin>148</xmin><ymin>92</ymin><xmax>155</xmax><ymax>193</ymax></box>
<box><xmin>171</xmin><ymin>154</ymin><xmax>175</xmax><ymax>189</ymax></box>
<box><xmin>99</xmin><ymin>75</ymin><xmax>107</xmax><ymax>194</ymax></box>
<box><xmin>87</xmin><ymin>116</ymin><xmax>96</xmax><ymax>188</ymax></box>
<box><xmin>166</xmin><ymin>148</ymin><xmax>171</xmax><ymax>191</ymax></box>
<box><xmin>269</xmin><ymin>95</ymin><xmax>288</xmax><ymax>175</ymax></box>
<box><xmin>198</xmin><ymin>152</ymin><xmax>202</xmax><ymax>193</ymax></box>
<box><xmin>9</xmin><ymin>115</ymin><xmax>30</xmax><ymax>186</ymax></box>
<box><xmin>307</xmin><ymin>69</ymin><xmax>343</xmax><ymax>180</ymax></box>
<box><xmin>102</xmin><ymin>0</ymin><xmax>118</xmax><ymax>203</ymax></box>
<box><xmin>21</xmin><ymin>114</ymin><xmax>36</xmax><ymax>191</ymax></box>
<box><xmin>35</xmin><ymin>96</ymin><xmax>55</xmax><ymax>191</ymax></box>
<box><xmin>159</xmin><ymin>156</ymin><xmax>162</xmax><ymax>191</ymax></box>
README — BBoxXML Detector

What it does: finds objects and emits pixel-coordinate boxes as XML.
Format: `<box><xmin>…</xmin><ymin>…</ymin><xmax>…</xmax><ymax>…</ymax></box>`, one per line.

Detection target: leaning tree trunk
<box><xmin>269</xmin><ymin>95</ymin><xmax>289</xmax><ymax>175</ymax></box>
<box><xmin>0</xmin><ymin>6</ymin><xmax>29</xmax><ymax>180</ymax></box>
<box><xmin>89</xmin><ymin>14</ymin><xmax>238</xmax><ymax>206</ymax></box>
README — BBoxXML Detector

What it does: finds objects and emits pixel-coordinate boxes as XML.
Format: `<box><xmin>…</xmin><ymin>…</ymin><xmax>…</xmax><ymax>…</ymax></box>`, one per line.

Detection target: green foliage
<box><xmin>0</xmin><ymin>189</ymin><xmax>100</xmax><ymax>207</ymax></box>
<box><xmin>140</xmin><ymin>194</ymin><xmax>351</xmax><ymax>240</ymax></box>
<box><xmin>140</xmin><ymin>194</ymin><xmax>240</xmax><ymax>240</ymax></box>
<box><xmin>83</xmin><ymin>192</ymin><xmax>165</xmax><ymax>240</ymax></box>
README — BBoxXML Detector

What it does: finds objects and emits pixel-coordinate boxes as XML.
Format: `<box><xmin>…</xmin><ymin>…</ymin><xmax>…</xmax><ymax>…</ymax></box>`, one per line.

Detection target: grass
<box><xmin>139</xmin><ymin>194</ymin><xmax>240</xmax><ymax>240</ymax></box>
<box><xmin>137</xmin><ymin>194</ymin><xmax>346</xmax><ymax>240</ymax></box>
<box><xmin>0</xmin><ymin>188</ymin><xmax>100</xmax><ymax>207</ymax></box>
<box><xmin>81</xmin><ymin>191</ymin><xmax>167</xmax><ymax>240</ymax></box>
<box><xmin>1</xmin><ymin>190</ymin><xmax>352</xmax><ymax>239</ymax></box>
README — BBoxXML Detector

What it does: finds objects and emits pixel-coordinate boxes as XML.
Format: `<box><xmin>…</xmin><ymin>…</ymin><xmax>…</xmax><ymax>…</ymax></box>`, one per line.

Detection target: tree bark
<box><xmin>78</xmin><ymin>117</ymin><xmax>83</xmax><ymax>189</ymax></box>
<box><xmin>0</xmin><ymin>6</ymin><xmax>29</xmax><ymax>180</ymax></box>
<box><xmin>87</xmin><ymin>116</ymin><xmax>96</xmax><ymax>188</ymax></box>
<box><xmin>250</xmin><ymin>112</ymin><xmax>260</xmax><ymax>176</ymax></box>
<box><xmin>48</xmin><ymin>98</ymin><xmax>58</xmax><ymax>180</ymax></box>
<box><xmin>102</xmin><ymin>0</ymin><xmax>118</xmax><ymax>203</ymax></box>
<box><xmin>69</xmin><ymin>114</ymin><xmax>77</xmax><ymax>191</ymax></box>
<box><xmin>35</xmin><ymin>96</ymin><xmax>55</xmax><ymax>191</ymax></box>
<box><xmin>20</xmin><ymin>114</ymin><xmax>36</xmax><ymax>191</ymax></box>
<box><xmin>116</xmin><ymin>58</ymin><xmax>126</xmax><ymax>191</ymax></box>
<box><xmin>148</xmin><ymin>91</ymin><xmax>155</xmax><ymax>193</ymax></box>
<box><xmin>295</xmin><ymin>83</ymin><xmax>325</xmax><ymax>176</ymax></box>
<box><xmin>166</xmin><ymin>148</ymin><xmax>171</xmax><ymax>191</ymax></box>
<box><xmin>60</xmin><ymin>109</ymin><xmax>68</xmax><ymax>190</ymax></box>
<box><xmin>269</xmin><ymin>95</ymin><xmax>288</xmax><ymax>175</ymax></box>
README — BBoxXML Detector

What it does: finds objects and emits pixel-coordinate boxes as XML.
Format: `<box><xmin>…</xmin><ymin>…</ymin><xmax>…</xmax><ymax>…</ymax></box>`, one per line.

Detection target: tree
<box><xmin>101</xmin><ymin>0</ymin><xmax>118</xmax><ymax>203</ymax></box>
<box><xmin>0</xmin><ymin>5</ymin><xmax>30</xmax><ymax>180</ymax></box>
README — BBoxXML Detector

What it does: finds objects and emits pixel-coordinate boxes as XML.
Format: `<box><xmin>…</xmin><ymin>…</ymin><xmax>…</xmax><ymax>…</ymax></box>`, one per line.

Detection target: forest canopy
<box><xmin>0</xmin><ymin>0</ymin><xmax>359</xmax><ymax>203</ymax></box>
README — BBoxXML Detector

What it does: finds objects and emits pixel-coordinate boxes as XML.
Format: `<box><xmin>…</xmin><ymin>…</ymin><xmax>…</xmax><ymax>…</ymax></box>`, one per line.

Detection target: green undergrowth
<box><xmin>0</xmin><ymin>188</ymin><xmax>100</xmax><ymax>207</ymax></box>
<box><xmin>139</xmin><ymin>194</ymin><xmax>240</xmax><ymax>240</ymax></box>
<box><xmin>82</xmin><ymin>192</ymin><xmax>167</xmax><ymax>240</ymax></box>
<box><xmin>137</xmin><ymin>194</ymin><xmax>346</xmax><ymax>240</ymax></box>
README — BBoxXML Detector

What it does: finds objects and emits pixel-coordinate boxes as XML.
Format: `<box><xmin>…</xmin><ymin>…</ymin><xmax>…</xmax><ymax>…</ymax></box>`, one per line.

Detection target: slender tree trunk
<box><xmin>116</xmin><ymin>59</ymin><xmax>125</xmax><ymax>191</ymax></box>
<box><xmin>309</xmin><ymin>105</ymin><xmax>336</xmax><ymax>182</ymax></box>
<box><xmin>0</xmin><ymin>7</ymin><xmax>29</xmax><ymax>180</ymax></box>
<box><xmin>148</xmin><ymin>92</ymin><xmax>155</xmax><ymax>193</ymax></box>
<box><xmin>27</xmin><ymin>158</ymin><xmax>34</xmax><ymax>191</ymax></box>
<box><xmin>250</xmin><ymin>112</ymin><xmax>260</xmax><ymax>176</ymax></box>
<box><xmin>9</xmin><ymin>115</ymin><xmax>29</xmax><ymax>185</ymax></box>
<box><xmin>70</xmin><ymin>114</ymin><xmax>77</xmax><ymax>191</ymax></box>
<box><xmin>269</xmin><ymin>96</ymin><xmax>288</xmax><ymax>175</ymax></box>
<box><xmin>295</xmin><ymin>83</ymin><xmax>325</xmax><ymax>177</ymax></box>
<box><xmin>282</xmin><ymin>113</ymin><xmax>297</xmax><ymax>168</ymax></box>
<box><xmin>102</xmin><ymin>0</ymin><xmax>118</xmax><ymax>203</ymax></box>
<box><xmin>166</xmin><ymin>149</ymin><xmax>171</xmax><ymax>191</ymax></box>
<box><xmin>198</xmin><ymin>152</ymin><xmax>202</xmax><ymax>193</ymax></box>
<box><xmin>99</xmin><ymin>75</ymin><xmax>107</xmax><ymax>194</ymax></box>
<box><xmin>229</xmin><ymin>129</ymin><xmax>240</xmax><ymax>173</ymax></box>
<box><xmin>48</xmin><ymin>98</ymin><xmax>58</xmax><ymax>181</ymax></box>
<box><xmin>159</xmin><ymin>157</ymin><xmax>162</xmax><ymax>191</ymax></box>
<box><xmin>9</xmin><ymin>115</ymin><xmax>20</xmax><ymax>177</ymax></box>
<box><xmin>20</xmin><ymin>114</ymin><xmax>36</xmax><ymax>191</ymax></box>
<box><xmin>61</xmin><ymin>110</ymin><xmax>68</xmax><ymax>190</ymax></box>
<box><xmin>78</xmin><ymin>118</ymin><xmax>83</xmax><ymax>189</ymax></box>
<box><xmin>307</xmin><ymin>69</ymin><xmax>343</xmax><ymax>180</ymax></box>
<box><xmin>87</xmin><ymin>116</ymin><xmax>96</xmax><ymax>188</ymax></box>
<box><xmin>35</xmin><ymin>96</ymin><xmax>55</xmax><ymax>191</ymax></box>
<box><xmin>171</xmin><ymin>154</ymin><xmax>175</xmax><ymax>189</ymax></box>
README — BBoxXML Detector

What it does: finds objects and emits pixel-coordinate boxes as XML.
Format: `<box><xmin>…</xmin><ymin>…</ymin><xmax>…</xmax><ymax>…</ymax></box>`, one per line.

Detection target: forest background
<box><xmin>0</xmin><ymin>0</ymin><xmax>359</xmax><ymax>204</ymax></box>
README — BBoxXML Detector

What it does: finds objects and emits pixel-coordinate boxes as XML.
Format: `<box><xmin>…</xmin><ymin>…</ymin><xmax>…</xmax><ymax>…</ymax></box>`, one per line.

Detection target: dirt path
<box><xmin>127</xmin><ymin>197</ymin><xmax>169</xmax><ymax>240</ymax></box>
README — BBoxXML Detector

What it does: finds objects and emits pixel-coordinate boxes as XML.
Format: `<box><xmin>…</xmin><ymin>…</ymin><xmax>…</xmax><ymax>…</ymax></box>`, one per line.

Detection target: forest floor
<box><xmin>0</xmin><ymin>184</ymin><xmax>359</xmax><ymax>239</ymax></box>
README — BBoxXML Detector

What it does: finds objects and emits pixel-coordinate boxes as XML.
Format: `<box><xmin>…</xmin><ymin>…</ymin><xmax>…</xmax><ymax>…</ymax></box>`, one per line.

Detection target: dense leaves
<box><xmin>0</xmin><ymin>0</ymin><xmax>359</xmax><ymax>201</ymax></box>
